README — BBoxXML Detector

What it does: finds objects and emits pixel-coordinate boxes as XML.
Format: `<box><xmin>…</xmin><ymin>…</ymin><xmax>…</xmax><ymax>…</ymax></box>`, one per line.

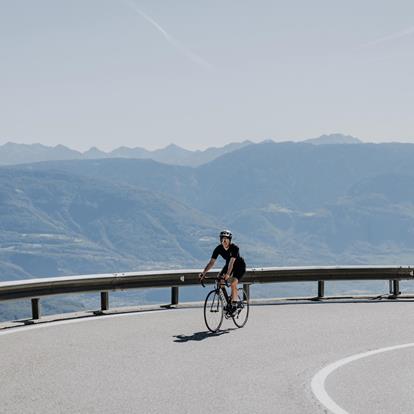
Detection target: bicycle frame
<box><xmin>201</xmin><ymin>275</ymin><xmax>232</xmax><ymax>306</ymax></box>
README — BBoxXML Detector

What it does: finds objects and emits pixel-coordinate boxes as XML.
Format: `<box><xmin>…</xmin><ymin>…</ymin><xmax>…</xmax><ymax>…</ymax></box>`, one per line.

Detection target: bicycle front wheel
<box><xmin>204</xmin><ymin>290</ymin><xmax>224</xmax><ymax>333</ymax></box>
<box><xmin>232</xmin><ymin>287</ymin><xmax>249</xmax><ymax>328</ymax></box>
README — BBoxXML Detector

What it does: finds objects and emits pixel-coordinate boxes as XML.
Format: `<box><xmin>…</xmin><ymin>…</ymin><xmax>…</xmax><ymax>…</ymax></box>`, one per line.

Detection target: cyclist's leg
<box><xmin>230</xmin><ymin>277</ymin><xmax>239</xmax><ymax>302</ymax></box>
<box><xmin>231</xmin><ymin>260</ymin><xmax>246</xmax><ymax>303</ymax></box>
<box><xmin>219</xmin><ymin>268</ymin><xmax>231</xmax><ymax>306</ymax></box>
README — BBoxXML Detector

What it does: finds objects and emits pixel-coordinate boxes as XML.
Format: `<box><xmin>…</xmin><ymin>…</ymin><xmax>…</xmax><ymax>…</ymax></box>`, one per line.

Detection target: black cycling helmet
<box><xmin>219</xmin><ymin>229</ymin><xmax>232</xmax><ymax>241</ymax></box>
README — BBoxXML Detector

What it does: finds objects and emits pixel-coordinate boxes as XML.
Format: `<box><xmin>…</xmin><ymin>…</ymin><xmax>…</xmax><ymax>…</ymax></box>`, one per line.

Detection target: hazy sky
<box><xmin>1</xmin><ymin>0</ymin><xmax>413</xmax><ymax>151</ymax></box>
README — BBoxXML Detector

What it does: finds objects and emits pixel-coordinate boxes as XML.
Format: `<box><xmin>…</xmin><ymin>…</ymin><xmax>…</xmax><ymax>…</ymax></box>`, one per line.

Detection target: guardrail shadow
<box><xmin>173</xmin><ymin>328</ymin><xmax>236</xmax><ymax>343</ymax></box>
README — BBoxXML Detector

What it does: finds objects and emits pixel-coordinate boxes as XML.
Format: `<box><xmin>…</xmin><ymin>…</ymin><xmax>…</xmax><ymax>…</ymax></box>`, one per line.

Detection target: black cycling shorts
<box><xmin>221</xmin><ymin>258</ymin><xmax>246</xmax><ymax>281</ymax></box>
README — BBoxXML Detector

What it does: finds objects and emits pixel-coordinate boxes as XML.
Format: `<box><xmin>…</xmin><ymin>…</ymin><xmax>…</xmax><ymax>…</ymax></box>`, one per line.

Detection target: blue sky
<box><xmin>0</xmin><ymin>0</ymin><xmax>413</xmax><ymax>151</ymax></box>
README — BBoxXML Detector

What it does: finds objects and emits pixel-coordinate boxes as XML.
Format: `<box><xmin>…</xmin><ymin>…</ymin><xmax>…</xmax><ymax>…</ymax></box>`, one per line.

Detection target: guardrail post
<box><xmin>171</xmin><ymin>287</ymin><xmax>179</xmax><ymax>306</ymax></box>
<box><xmin>243</xmin><ymin>284</ymin><xmax>250</xmax><ymax>301</ymax></box>
<box><xmin>101</xmin><ymin>291</ymin><xmax>109</xmax><ymax>311</ymax></box>
<box><xmin>31</xmin><ymin>298</ymin><xmax>40</xmax><ymax>320</ymax></box>
<box><xmin>392</xmin><ymin>280</ymin><xmax>400</xmax><ymax>297</ymax></box>
<box><xmin>318</xmin><ymin>281</ymin><xmax>325</xmax><ymax>298</ymax></box>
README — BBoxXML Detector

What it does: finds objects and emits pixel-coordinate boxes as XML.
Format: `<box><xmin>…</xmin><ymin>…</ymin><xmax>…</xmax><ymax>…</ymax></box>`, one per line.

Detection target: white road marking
<box><xmin>311</xmin><ymin>342</ymin><xmax>414</xmax><ymax>414</ymax></box>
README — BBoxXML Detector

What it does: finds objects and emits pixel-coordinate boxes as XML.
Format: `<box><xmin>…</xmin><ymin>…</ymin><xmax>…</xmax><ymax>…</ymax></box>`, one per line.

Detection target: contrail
<box><xmin>124</xmin><ymin>0</ymin><xmax>213</xmax><ymax>71</ymax></box>
<box><xmin>360</xmin><ymin>25</ymin><xmax>414</xmax><ymax>48</ymax></box>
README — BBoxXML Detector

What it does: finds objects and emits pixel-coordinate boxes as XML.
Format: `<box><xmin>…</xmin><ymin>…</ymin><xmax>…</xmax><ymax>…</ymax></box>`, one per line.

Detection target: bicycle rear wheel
<box><xmin>232</xmin><ymin>288</ymin><xmax>249</xmax><ymax>328</ymax></box>
<box><xmin>204</xmin><ymin>290</ymin><xmax>224</xmax><ymax>332</ymax></box>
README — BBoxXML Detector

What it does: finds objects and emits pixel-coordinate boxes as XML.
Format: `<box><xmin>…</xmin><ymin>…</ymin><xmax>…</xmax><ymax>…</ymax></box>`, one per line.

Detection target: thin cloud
<box><xmin>124</xmin><ymin>0</ymin><xmax>213</xmax><ymax>71</ymax></box>
<box><xmin>360</xmin><ymin>26</ymin><xmax>414</xmax><ymax>48</ymax></box>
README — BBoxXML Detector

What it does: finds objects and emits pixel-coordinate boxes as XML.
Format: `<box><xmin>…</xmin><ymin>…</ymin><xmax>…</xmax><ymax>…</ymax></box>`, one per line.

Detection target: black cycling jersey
<box><xmin>211</xmin><ymin>243</ymin><xmax>246</xmax><ymax>280</ymax></box>
<box><xmin>212</xmin><ymin>243</ymin><xmax>240</xmax><ymax>263</ymax></box>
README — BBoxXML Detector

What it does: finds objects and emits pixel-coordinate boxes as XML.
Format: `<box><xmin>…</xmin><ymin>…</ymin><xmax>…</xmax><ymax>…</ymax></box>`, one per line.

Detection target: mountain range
<box><xmin>0</xmin><ymin>133</ymin><xmax>362</xmax><ymax>167</ymax></box>
<box><xmin>2</xmin><ymin>140</ymin><xmax>414</xmax><ymax>276</ymax></box>
<box><xmin>2</xmin><ymin>138</ymin><xmax>414</xmax><ymax>320</ymax></box>
<box><xmin>0</xmin><ymin>140</ymin><xmax>252</xmax><ymax>167</ymax></box>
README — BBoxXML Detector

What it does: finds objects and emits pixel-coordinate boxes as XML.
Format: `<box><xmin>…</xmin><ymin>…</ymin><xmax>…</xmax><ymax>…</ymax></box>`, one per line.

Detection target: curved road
<box><xmin>1</xmin><ymin>300</ymin><xmax>414</xmax><ymax>413</ymax></box>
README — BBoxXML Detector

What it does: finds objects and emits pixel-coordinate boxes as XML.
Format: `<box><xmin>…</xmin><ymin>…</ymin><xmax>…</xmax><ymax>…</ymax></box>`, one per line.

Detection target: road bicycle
<box><xmin>200</xmin><ymin>273</ymin><xmax>249</xmax><ymax>333</ymax></box>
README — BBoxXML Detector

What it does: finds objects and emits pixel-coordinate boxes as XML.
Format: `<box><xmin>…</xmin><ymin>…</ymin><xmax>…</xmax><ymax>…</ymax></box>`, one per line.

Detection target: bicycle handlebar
<box><xmin>200</xmin><ymin>274</ymin><xmax>229</xmax><ymax>288</ymax></box>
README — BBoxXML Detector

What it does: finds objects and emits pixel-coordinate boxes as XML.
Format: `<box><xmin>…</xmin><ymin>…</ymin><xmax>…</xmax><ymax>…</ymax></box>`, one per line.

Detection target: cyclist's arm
<box><xmin>200</xmin><ymin>258</ymin><xmax>216</xmax><ymax>278</ymax></box>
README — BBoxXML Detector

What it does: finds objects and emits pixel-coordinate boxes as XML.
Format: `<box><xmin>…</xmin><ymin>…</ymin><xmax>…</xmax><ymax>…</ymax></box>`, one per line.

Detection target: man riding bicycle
<box><xmin>199</xmin><ymin>230</ymin><xmax>246</xmax><ymax>314</ymax></box>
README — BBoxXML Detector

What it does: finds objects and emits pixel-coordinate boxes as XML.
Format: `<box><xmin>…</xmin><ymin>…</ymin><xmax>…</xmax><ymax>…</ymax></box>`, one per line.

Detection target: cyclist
<box><xmin>199</xmin><ymin>230</ymin><xmax>246</xmax><ymax>313</ymax></box>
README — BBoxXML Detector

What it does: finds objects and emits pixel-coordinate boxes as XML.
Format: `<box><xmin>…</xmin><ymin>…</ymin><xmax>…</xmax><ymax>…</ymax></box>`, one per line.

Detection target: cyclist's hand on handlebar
<box><xmin>218</xmin><ymin>274</ymin><xmax>229</xmax><ymax>287</ymax></box>
<box><xmin>198</xmin><ymin>272</ymin><xmax>205</xmax><ymax>280</ymax></box>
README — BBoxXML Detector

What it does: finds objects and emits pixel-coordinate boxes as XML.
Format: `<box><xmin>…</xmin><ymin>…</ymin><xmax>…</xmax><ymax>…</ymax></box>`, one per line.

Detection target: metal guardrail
<box><xmin>0</xmin><ymin>265</ymin><xmax>413</xmax><ymax>320</ymax></box>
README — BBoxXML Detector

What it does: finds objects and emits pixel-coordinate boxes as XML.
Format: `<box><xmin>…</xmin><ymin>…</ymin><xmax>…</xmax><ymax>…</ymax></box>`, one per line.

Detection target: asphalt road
<box><xmin>1</xmin><ymin>300</ymin><xmax>414</xmax><ymax>413</ymax></box>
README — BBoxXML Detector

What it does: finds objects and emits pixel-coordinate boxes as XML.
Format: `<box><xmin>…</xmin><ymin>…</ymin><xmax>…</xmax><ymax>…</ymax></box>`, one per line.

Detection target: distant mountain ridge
<box><xmin>0</xmin><ymin>140</ymin><xmax>254</xmax><ymax>167</ymax></box>
<box><xmin>303</xmin><ymin>133</ymin><xmax>362</xmax><ymax>145</ymax></box>
<box><xmin>0</xmin><ymin>134</ymin><xmax>364</xmax><ymax>166</ymax></box>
